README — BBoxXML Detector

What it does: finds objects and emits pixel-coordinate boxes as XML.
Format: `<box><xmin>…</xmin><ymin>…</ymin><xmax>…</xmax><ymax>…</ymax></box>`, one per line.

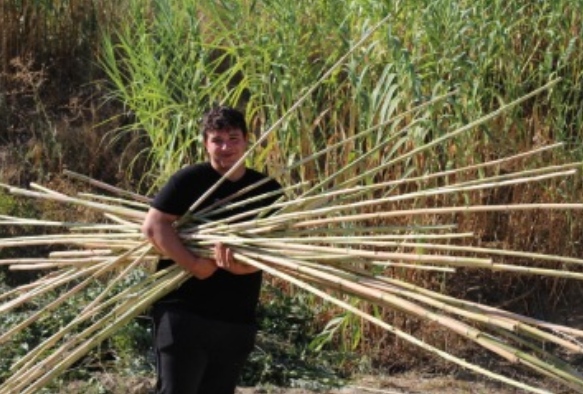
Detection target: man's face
<box><xmin>204</xmin><ymin>128</ymin><xmax>248</xmax><ymax>175</ymax></box>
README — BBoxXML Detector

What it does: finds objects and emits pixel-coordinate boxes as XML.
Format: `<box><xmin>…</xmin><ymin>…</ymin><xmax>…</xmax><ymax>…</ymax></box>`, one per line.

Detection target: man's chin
<box><xmin>220</xmin><ymin>161</ymin><xmax>237</xmax><ymax>169</ymax></box>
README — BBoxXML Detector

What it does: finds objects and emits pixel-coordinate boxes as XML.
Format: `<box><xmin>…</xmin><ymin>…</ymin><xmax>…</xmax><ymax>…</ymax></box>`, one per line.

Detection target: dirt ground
<box><xmin>236</xmin><ymin>373</ymin><xmax>573</xmax><ymax>394</ymax></box>
<box><xmin>65</xmin><ymin>369</ymin><xmax>562</xmax><ymax>394</ymax></box>
<box><xmin>235</xmin><ymin>372</ymin><xmax>560</xmax><ymax>394</ymax></box>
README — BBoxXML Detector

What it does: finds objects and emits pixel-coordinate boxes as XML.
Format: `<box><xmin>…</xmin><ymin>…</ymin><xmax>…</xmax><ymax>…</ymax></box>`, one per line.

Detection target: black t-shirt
<box><xmin>151</xmin><ymin>162</ymin><xmax>282</xmax><ymax>325</ymax></box>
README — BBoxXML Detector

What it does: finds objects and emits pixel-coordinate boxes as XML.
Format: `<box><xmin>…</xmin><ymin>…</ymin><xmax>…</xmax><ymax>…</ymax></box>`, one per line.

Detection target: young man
<box><xmin>142</xmin><ymin>106</ymin><xmax>282</xmax><ymax>394</ymax></box>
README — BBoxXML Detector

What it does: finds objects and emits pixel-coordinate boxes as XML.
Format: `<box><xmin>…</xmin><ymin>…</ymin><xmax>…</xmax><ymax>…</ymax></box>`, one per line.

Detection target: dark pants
<box><xmin>152</xmin><ymin>305</ymin><xmax>257</xmax><ymax>394</ymax></box>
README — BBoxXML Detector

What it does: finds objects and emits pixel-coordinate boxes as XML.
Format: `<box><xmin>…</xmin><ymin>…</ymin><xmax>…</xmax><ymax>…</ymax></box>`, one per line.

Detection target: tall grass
<box><xmin>100</xmin><ymin>0</ymin><xmax>583</xmax><ymax>187</ymax></box>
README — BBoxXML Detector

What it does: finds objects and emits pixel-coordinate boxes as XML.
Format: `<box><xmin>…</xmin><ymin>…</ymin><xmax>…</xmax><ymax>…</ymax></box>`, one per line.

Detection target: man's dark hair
<box><xmin>202</xmin><ymin>106</ymin><xmax>248</xmax><ymax>139</ymax></box>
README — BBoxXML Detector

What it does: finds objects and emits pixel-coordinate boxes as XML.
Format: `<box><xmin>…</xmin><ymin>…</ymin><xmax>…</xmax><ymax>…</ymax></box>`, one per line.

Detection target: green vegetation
<box><xmin>1</xmin><ymin>0</ymin><xmax>583</xmax><ymax>392</ymax></box>
<box><xmin>99</xmin><ymin>0</ymin><xmax>583</xmax><ymax>189</ymax></box>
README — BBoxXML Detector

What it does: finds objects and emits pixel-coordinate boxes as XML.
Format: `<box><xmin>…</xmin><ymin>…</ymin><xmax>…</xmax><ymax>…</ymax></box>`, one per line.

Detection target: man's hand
<box><xmin>214</xmin><ymin>242</ymin><xmax>259</xmax><ymax>275</ymax></box>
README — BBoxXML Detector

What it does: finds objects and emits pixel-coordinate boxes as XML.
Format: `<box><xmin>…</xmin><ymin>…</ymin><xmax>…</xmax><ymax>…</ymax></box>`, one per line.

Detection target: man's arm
<box><xmin>141</xmin><ymin>207</ymin><xmax>217</xmax><ymax>279</ymax></box>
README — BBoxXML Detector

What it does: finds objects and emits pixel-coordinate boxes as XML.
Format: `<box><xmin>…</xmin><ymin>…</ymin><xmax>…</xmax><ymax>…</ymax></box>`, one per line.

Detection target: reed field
<box><xmin>1</xmin><ymin>0</ymin><xmax>583</xmax><ymax>392</ymax></box>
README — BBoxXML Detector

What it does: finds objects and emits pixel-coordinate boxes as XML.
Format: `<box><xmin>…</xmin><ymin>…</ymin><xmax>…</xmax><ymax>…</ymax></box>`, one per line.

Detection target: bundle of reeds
<box><xmin>1</xmin><ymin>79</ymin><xmax>583</xmax><ymax>393</ymax></box>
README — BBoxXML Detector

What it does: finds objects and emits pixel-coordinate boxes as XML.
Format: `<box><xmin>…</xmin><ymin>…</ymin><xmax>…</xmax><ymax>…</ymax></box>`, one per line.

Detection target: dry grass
<box><xmin>0</xmin><ymin>0</ymin><xmax>120</xmax><ymax>76</ymax></box>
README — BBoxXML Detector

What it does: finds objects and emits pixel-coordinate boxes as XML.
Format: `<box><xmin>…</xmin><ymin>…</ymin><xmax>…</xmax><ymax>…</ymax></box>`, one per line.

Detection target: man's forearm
<box><xmin>145</xmin><ymin>223</ymin><xmax>217</xmax><ymax>279</ymax></box>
